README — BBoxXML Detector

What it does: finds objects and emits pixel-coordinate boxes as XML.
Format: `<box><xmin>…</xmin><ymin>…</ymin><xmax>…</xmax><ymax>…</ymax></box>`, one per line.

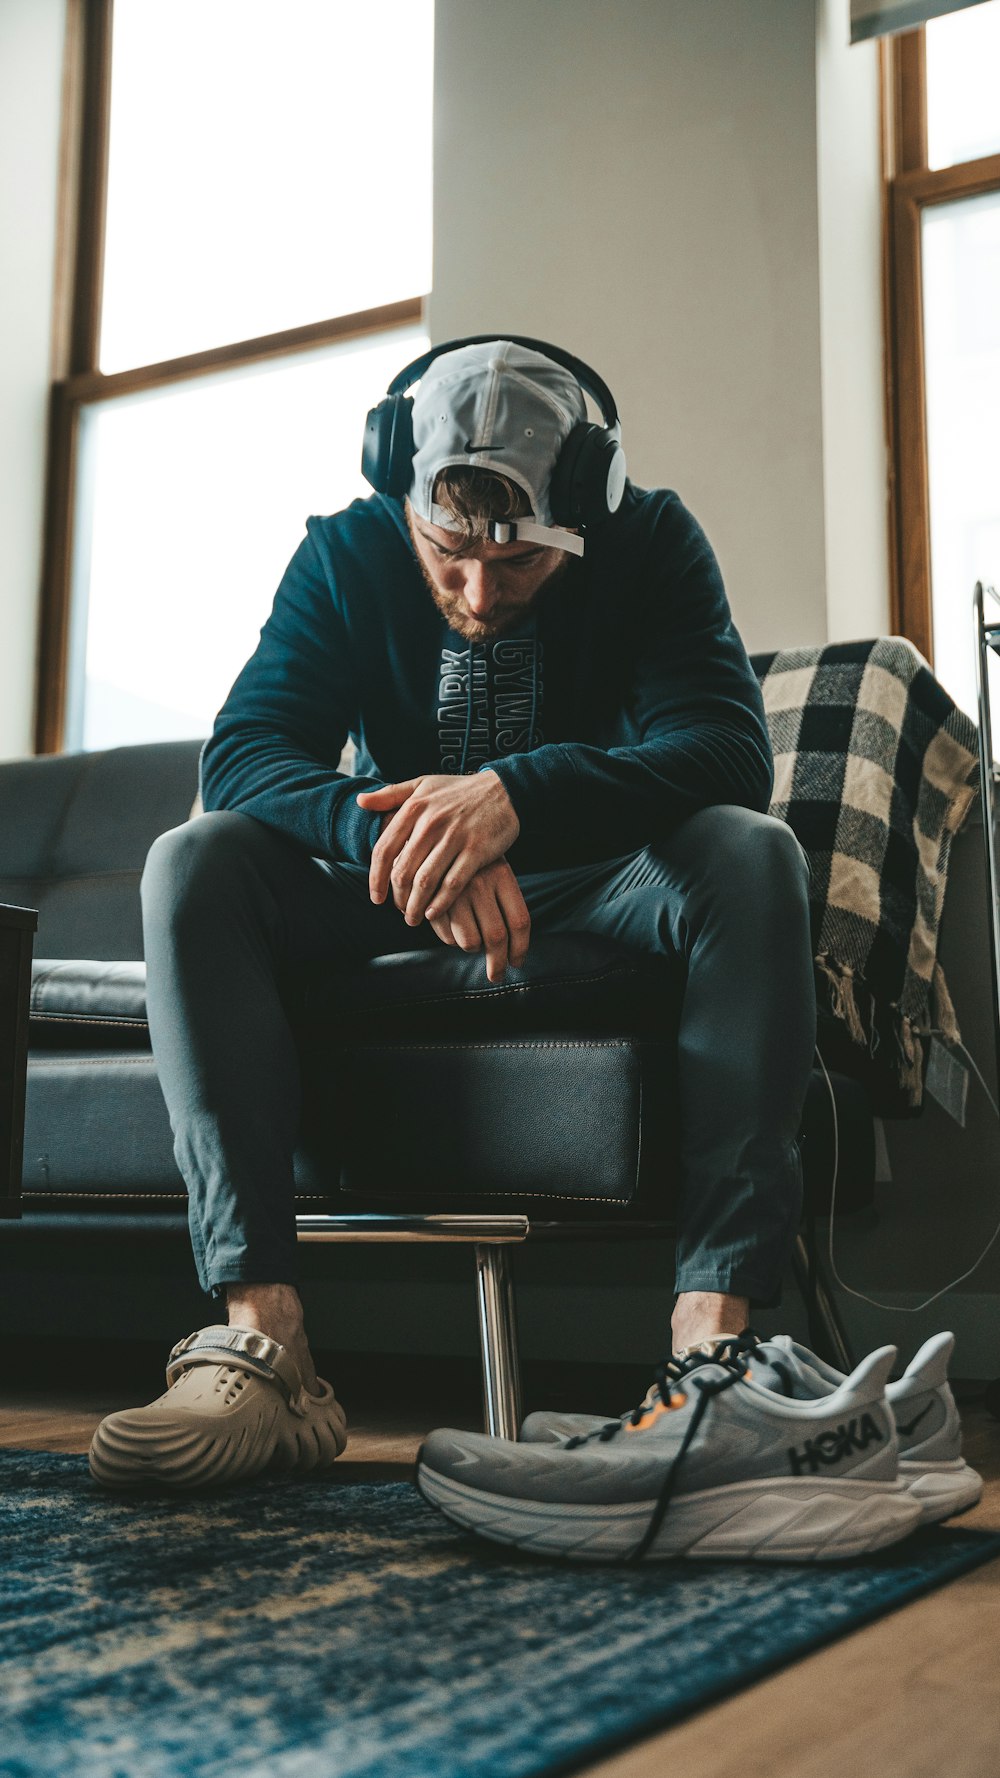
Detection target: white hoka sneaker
<box><xmin>418</xmin><ymin>1340</ymin><xmax>921</xmax><ymax>1563</ymax></box>
<box><xmin>519</xmin><ymin>1330</ymin><xmax>982</xmax><ymax>1526</ymax></box>
<box><xmin>765</xmin><ymin>1332</ymin><xmax>983</xmax><ymax>1524</ymax></box>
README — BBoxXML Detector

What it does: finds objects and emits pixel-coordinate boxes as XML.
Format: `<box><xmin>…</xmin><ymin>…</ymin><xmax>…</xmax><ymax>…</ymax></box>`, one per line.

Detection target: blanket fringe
<box><xmin>815</xmin><ymin>952</ymin><xmax>931</xmax><ymax>1107</ymax></box>
<box><xmin>896</xmin><ymin>1016</ymin><xmax>924</xmax><ymax>1104</ymax></box>
<box><xmin>815</xmin><ymin>955</ymin><xmax>868</xmax><ymax>1047</ymax></box>
<box><xmin>930</xmin><ymin>959</ymin><xmax>961</xmax><ymax>1046</ymax></box>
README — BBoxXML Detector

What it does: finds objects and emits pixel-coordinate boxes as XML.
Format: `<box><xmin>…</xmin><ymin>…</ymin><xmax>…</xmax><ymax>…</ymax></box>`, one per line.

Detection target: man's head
<box><xmin>403</xmin><ymin>340</ymin><xmax>592</xmax><ymax>639</ymax></box>
<box><xmin>363</xmin><ymin>335</ymin><xmax>626</xmax><ymax>636</ymax></box>
<box><xmin>407</xmin><ymin>464</ymin><xmax>572</xmax><ymax>642</ymax></box>
<box><xmin>407</xmin><ymin>340</ymin><xmax>588</xmax><ymax>534</ymax></box>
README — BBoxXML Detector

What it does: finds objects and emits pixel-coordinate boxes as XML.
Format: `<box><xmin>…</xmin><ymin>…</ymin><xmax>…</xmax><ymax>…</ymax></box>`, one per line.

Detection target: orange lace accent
<box><xmin>625</xmin><ymin>1392</ymin><xmax>688</xmax><ymax>1433</ymax></box>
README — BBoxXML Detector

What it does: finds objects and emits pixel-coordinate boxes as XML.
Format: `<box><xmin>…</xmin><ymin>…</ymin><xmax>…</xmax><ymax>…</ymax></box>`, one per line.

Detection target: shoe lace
<box><xmin>564</xmin><ymin>1331</ymin><xmax>759</xmax><ymax>1451</ymax></box>
<box><xmin>567</xmin><ymin>1330</ymin><xmax>759</xmax><ymax>1564</ymax></box>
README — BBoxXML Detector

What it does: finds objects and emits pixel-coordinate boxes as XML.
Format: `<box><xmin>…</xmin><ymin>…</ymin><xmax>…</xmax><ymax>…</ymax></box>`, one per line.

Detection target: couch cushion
<box><xmin>21</xmin><ymin>1043</ymin><xmax>874</xmax><ymax>1218</ymax></box>
<box><xmin>0</xmin><ymin>739</ymin><xmax>203</xmax><ymax>961</ymax></box>
<box><xmin>20</xmin><ymin>1037</ymin><xmax>670</xmax><ymax>1212</ymax></box>
<box><xmin>30</xmin><ymin>960</ymin><xmax>149</xmax><ymax>1047</ymax></box>
<box><xmin>320</xmin><ymin>1037</ymin><xmax>675</xmax><ymax>1210</ymax></box>
<box><xmin>29</xmin><ymin>935</ymin><xmax>683</xmax><ymax>1049</ymax></box>
<box><xmin>21</xmin><ymin>1051</ymin><xmax>341</xmax><ymax>1203</ymax></box>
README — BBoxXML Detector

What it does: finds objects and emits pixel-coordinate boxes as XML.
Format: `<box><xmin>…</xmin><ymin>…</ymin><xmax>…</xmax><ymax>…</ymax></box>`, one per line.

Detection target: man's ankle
<box><xmin>671</xmin><ymin>1291</ymin><xmax>749</xmax><ymax>1355</ymax></box>
<box><xmin>224</xmin><ymin>1283</ymin><xmax>318</xmax><ymax>1391</ymax></box>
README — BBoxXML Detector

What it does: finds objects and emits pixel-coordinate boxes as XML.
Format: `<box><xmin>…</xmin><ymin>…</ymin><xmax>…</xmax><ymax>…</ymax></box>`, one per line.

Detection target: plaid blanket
<box><xmin>749</xmin><ymin>638</ymin><xmax>980</xmax><ymax>1111</ymax></box>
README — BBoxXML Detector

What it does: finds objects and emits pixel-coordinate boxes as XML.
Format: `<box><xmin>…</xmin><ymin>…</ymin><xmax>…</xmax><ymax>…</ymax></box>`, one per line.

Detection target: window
<box><xmin>39</xmin><ymin>0</ymin><xmax>432</xmax><ymax>752</ymax></box>
<box><xmin>884</xmin><ymin>3</ymin><xmax>1000</xmax><ymax>718</ymax></box>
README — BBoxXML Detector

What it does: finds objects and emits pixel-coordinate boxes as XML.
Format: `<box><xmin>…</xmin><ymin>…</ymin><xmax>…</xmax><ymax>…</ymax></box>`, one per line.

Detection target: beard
<box><xmin>412</xmin><ymin>547</ymin><xmax>571</xmax><ymax>642</ymax></box>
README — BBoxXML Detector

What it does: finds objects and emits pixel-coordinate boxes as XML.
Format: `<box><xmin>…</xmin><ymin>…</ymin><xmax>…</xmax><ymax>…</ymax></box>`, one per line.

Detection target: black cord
<box><xmin>458</xmin><ymin>641</ymin><xmax>475</xmax><ymax>775</ymax></box>
<box><xmin>804</xmin><ymin>1177</ymin><xmax>820</xmax><ymax>1354</ymax></box>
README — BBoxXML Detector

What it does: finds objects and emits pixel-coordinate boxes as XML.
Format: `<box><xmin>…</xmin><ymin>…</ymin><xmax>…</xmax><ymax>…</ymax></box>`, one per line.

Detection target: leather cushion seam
<box><xmin>341</xmin><ymin>1040</ymin><xmax>639</xmax><ymax>1052</ymax></box>
<box><xmin>30</xmin><ymin>1014</ymin><xmax>148</xmax><ymax>1028</ymax></box>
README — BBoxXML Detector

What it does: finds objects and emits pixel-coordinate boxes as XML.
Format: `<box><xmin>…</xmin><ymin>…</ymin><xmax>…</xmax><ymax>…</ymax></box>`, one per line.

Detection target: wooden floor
<box><xmin>2</xmin><ymin>1344</ymin><xmax>998</xmax><ymax>1778</ymax></box>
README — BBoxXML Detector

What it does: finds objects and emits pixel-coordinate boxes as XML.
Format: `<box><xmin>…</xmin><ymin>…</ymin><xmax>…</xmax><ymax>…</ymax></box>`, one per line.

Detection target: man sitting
<box><xmin>89</xmin><ymin>337</ymin><xmax>815</xmax><ymax>1496</ymax></box>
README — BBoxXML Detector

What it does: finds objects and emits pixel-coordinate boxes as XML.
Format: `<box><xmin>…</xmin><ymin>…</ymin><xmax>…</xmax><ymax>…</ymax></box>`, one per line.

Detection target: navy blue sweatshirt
<box><xmin>200</xmin><ymin>486</ymin><xmax>773</xmax><ymax>872</ymax></box>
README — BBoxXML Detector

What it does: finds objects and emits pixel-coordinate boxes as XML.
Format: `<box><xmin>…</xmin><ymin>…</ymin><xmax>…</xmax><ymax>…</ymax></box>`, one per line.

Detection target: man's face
<box><xmin>406</xmin><ymin>502</ymin><xmax>570</xmax><ymax>642</ymax></box>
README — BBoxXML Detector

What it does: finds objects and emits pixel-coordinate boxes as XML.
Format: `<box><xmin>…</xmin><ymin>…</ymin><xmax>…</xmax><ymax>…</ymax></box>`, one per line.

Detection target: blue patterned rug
<box><xmin>1</xmin><ymin>1450</ymin><xmax>997</xmax><ymax>1778</ymax></box>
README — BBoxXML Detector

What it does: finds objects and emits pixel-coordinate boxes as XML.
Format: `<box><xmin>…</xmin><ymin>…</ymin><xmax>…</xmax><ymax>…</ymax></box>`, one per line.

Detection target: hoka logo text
<box><xmin>787</xmin><ymin>1413</ymin><xmax>884</xmax><ymax>1476</ymax></box>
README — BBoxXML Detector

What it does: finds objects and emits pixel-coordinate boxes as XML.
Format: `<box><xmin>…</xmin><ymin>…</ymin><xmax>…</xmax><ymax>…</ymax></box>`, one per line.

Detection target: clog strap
<box><xmin>165</xmin><ymin>1324</ymin><xmax>303</xmax><ymax>1407</ymax></box>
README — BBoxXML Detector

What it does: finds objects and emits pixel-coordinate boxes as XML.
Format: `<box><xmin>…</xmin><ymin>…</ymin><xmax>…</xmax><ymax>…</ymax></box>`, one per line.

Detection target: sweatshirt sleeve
<box><xmin>487</xmin><ymin>499</ymin><xmax>773</xmax><ymax>871</ymax></box>
<box><xmin>199</xmin><ymin>525</ymin><xmax>384</xmax><ymax>865</ymax></box>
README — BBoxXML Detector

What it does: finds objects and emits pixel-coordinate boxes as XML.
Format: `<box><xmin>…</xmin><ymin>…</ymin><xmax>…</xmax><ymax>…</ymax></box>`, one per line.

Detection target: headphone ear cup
<box><xmin>549</xmin><ymin>423</ymin><xmax>627</xmax><ymax>527</ymax></box>
<box><xmin>361</xmin><ymin>394</ymin><xmax>415</xmax><ymax>496</ymax></box>
<box><xmin>547</xmin><ymin>423</ymin><xmax>591</xmax><ymax>526</ymax></box>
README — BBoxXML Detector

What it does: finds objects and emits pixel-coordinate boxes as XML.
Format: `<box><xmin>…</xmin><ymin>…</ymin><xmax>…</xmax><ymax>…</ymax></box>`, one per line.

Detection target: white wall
<box><xmin>0</xmin><ymin>0</ymin><xmax>65</xmax><ymax>761</ymax></box>
<box><xmin>431</xmin><ymin>0</ymin><xmax>832</xmax><ymax>654</ymax></box>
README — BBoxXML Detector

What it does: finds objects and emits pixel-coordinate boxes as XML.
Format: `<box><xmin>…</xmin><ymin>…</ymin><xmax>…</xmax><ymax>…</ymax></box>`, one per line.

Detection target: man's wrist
<box><xmin>478</xmin><ymin>765</ymin><xmax>520</xmax><ymax>841</ymax></box>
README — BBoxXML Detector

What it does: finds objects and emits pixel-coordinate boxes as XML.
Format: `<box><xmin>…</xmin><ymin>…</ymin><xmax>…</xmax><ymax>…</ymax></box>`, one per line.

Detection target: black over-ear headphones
<box><xmin>361</xmin><ymin>334</ymin><xmax>627</xmax><ymax>528</ymax></box>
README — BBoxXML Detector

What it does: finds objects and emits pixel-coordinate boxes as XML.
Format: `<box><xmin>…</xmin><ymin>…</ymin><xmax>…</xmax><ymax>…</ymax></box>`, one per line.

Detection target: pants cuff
<box><xmin>202</xmin><ymin>1261</ymin><xmax>301</xmax><ymax>1299</ymax></box>
<box><xmin>673</xmin><ymin>1268</ymin><xmax>782</xmax><ymax>1306</ymax></box>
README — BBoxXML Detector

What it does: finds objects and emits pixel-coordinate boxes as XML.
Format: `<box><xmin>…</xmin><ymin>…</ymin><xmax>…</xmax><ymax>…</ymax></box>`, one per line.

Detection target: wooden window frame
<box><xmin>36</xmin><ymin>0</ymin><xmax>425</xmax><ymax>755</ymax></box>
<box><xmin>882</xmin><ymin>23</ymin><xmax>1000</xmax><ymax>663</ymax></box>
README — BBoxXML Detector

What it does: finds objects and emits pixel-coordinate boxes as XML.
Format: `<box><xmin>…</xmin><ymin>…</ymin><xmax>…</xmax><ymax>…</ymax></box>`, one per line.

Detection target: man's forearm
<box><xmin>200</xmin><ymin>725</ymin><xmax>384</xmax><ymax>865</ymax></box>
<box><xmin>484</xmin><ymin>726</ymin><xmax>774</xmax><ymax>872</ymax></box>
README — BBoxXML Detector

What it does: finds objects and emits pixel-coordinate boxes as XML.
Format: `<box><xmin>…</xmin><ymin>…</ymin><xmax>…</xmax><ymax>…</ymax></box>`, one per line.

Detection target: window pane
<box><xmin>68</xmin><ymin>327</ymin><xmax>427</xmax><ymax>750</ymax></box>
<box><xmin>923</xmin><ymin>190</ymin><xmax>1000</xmax><ymax>718</ymax></box>
<box><xmin>926</xmin><ymin>0</ymin><xmax>1000</xmax><ymax>170</ymax></box>
<box><xmin>100</xmin><ymin>1</ymin><xmax>433</xmax><ymax>371</ymax></box>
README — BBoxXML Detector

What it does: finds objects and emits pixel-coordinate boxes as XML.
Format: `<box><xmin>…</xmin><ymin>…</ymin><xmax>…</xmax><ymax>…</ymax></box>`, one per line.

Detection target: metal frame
<box><xmin>296</xmin><ymin>1214</ymin><xmax>527</xmax><ymax>1438</ymax></box>
<box><xmin>973</xmin><ymin>581</ymin><xmax>1000</xmax><ymax>1096</ymax></box>
<box><xmin>882</xmin><ymin>27</ymin><xmax>1000</xmax><ymax>668</ymax></box>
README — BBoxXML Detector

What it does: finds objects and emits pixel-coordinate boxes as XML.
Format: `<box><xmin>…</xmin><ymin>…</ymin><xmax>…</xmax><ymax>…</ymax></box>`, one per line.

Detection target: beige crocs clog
<box><xmin>88</xmin><ymin>1325</ymin><xmax>347</xmax><ymax>1490</ymax></box>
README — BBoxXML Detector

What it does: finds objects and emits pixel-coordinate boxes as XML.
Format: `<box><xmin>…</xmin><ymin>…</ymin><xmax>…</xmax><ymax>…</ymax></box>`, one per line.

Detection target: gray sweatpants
<box><xmin>141</xmin><ymin>805</ymin><xmax>816</xmax><ymax>1304</ymax></box>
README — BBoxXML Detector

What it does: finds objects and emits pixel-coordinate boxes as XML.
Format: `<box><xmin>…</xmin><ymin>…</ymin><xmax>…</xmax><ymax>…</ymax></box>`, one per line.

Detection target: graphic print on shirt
<box><xmin>493</xmin><ymin>640</ymin><xmax>542</xmax><ymax>756</ymax></box>
<box><xmin>437</xmin><ymin>638</ymin><xmax>543</xmax><ymax>773</ymax></box>
<box><xmin>437</xmin><ymin>645</ymin><xmax>489</xmax><ymax>772</ymax></box>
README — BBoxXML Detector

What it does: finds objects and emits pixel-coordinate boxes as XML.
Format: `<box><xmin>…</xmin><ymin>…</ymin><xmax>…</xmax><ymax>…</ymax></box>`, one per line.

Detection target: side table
<box><xmin>0</xmin><ymin>903</ymin><xmax>37</xmax><ymax>1220</ymax></box>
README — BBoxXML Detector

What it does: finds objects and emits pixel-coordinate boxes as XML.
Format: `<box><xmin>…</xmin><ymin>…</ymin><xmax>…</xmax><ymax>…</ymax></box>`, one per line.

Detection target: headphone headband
<box><xmin>362</xmin><ymin>333</ymin><xmax>627</xmax><ymax>530</ymax></box>
<box><xmin>386</xmin><ymin>334</ymin><xmax>620</xmax><ymax>434</ymax></box>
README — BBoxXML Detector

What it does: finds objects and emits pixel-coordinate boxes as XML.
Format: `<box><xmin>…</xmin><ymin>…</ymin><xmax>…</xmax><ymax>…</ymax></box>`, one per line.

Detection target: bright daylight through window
<box><xmin>922</xmin><ymin>0</ymin><xmax>1000</xmax><ymax>719</ymax></box>
<box><xmin>69</xmin><ymin>0</ymin><xmax>432</xmax><ymax>750</ymax></box>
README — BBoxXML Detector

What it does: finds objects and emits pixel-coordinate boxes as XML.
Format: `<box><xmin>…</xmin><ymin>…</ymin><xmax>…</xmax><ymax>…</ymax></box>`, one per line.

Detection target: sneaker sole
<box><xmin>416</xmin><ymin>1464</ymin><xmax>922</xmax><ymax>1562</ymax></box>
<box><xmin>899</xmin><ymin>1456</ymin><xmax>983</xmax><ymax>1525</ymax></box>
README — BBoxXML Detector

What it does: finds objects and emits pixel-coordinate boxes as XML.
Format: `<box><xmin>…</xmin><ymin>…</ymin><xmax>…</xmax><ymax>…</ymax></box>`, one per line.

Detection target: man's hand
<box><xmin>357</xmin><ymin>771</ymin><xmax>520</xmax><ymax>923</ymax></box>
<box><xmin>425</xmin><ymin>858</ymin><xmax>531</xmax><ymax>984</ymax></box>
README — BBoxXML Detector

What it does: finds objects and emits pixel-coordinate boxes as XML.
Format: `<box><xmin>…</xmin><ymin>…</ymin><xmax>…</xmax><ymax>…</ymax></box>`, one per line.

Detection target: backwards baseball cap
<box><xmin>408</xmin><ymin>340</ymin><xmax>589</xmax><ymax>557</ymax></box>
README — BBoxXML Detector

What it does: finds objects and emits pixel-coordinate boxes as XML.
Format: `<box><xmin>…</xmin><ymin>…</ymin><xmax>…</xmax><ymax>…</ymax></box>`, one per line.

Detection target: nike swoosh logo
<box><xmin>465</xmin><ymin>441</ymin><xmax>504</xmax><ymax>453</ymax></box>
<box><xmin>896</xmin><ymin>1401</ymin><xmax>934</xmax><ymax>1438</ymax></box>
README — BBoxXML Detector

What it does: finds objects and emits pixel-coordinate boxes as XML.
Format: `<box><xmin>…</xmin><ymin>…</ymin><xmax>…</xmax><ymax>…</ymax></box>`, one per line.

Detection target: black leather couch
<box><xmin>0</xmin><ymin>736</ymin><xmax>882</xmax><ymax>1417</ymax></box>
<box><xmin>0</xmin><ymin>736</ymin><xmax>876</xmax><ymax>1223</ymax></box>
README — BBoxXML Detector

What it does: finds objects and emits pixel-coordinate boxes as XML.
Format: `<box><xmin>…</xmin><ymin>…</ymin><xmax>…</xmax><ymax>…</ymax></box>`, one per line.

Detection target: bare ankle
<box><xmin>224</xmin><ymin>1283</ymin><xmax>318</xmax><ymax>1391</ymax></box>
<box><xmin>671</xmin><ymin>1291</ymin><xmax>749</xmax><ymax>1354</ymax></box>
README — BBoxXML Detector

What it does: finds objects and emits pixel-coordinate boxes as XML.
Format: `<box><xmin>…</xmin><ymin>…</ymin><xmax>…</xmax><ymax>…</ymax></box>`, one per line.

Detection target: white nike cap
<box><xmin>408</xmin><ymin>339</ymin><xmax>588</xmax><ymax>555</ymax></box>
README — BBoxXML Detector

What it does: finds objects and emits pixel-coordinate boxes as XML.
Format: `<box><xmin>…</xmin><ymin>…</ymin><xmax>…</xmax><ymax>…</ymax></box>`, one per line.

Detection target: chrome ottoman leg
<box><xmin>474</xmin><ymin>1243</ymin><xmax>524</xmax><ymax>1439</ymax></box>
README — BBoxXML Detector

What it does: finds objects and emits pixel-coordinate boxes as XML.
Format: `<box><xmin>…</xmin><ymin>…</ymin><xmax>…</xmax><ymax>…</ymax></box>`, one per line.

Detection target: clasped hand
<box><xmin>356</xmin><ymin>771</ymin><xmax>529</xmax><ymax>983</ymax></box>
